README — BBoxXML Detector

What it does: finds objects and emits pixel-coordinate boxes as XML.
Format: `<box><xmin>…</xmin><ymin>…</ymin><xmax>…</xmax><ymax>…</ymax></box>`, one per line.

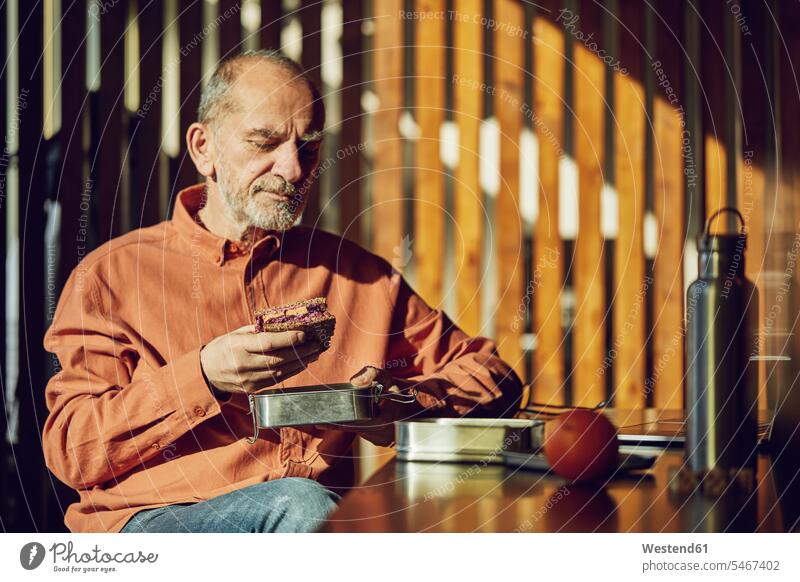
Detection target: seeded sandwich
<box><xmin>254</xmin><ymin>297</ymin><xmax>336</xmax><ymax>351</ymax></box>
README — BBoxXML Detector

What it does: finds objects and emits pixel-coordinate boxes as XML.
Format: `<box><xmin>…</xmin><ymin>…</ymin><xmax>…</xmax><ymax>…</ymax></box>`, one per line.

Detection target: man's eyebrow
<box><xmin>300</xmin><ymin>130</ymin><xmax>325</xmax><ymax>143</ymax></box>
<box><xmin>244</xmin><ymin>128</ymin><xmax>284</xmax><ymax>139</ymax></box>
<box><xmin>244</xmin><ymin>128</ymin><xmax>325</xmax><ymax>142</ymax></box>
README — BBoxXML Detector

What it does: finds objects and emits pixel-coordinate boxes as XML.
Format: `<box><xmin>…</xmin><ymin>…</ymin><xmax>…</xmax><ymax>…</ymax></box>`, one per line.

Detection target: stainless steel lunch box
<box><xmin>247</xmin><ymin>382</ymin><xmax>416</xmax><ymax>442</ymax></box>
<box><xmin>396</xmin><ymin>418</ymin><xmax>544</xmax><ymax>463</ymax></box>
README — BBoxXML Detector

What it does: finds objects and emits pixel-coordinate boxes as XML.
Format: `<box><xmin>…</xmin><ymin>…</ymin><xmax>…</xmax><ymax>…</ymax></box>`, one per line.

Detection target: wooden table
<box><xmin>324</xmin><ymin>451</ymin><xmax>800</xmax><ymax>532</ymax></box>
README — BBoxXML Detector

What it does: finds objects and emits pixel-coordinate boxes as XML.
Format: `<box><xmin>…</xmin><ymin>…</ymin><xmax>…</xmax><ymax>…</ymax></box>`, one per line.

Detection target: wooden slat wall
<box><xmin>8</xmin><ymin>3</ymin><xmax>794</xmax><ymax>409</ymax></box>
<box><xmin>5</xmin><ymin>1</ymin><xmax>800</xmax><ymax>532</ymax></box>
<box><xmin>532</xmin><ymin>0</ymin><xmax>565</xmax><ymax>405</ymax></box>
<box><xmin>572</xmin><ymin>0</ymin><xmax>606</xmax><ymax>406</ymax></box>
<box><xmin>453</xmin><ymin>0</ymin><xmax>484</xmax><ymax>337</ymax></box>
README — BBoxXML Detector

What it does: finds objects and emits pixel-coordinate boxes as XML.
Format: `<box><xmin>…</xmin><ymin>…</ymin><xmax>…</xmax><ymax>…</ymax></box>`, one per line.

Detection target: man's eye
<box><xmin>253</xmin><ymin>142</ymin><xmax>279</xmax><ymax>151</ymax></box>
<box><xmin>299</xmin><ymin>144</ymin><xmax>321</xmax><ymax>156</ymax></box>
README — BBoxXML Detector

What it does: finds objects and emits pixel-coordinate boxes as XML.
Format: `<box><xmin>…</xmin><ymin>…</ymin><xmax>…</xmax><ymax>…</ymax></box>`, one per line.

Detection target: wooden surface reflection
<box><xmin>324</xmin><ymin>453</ymin><xmax>792</xmax><ymax>532</ymax></box>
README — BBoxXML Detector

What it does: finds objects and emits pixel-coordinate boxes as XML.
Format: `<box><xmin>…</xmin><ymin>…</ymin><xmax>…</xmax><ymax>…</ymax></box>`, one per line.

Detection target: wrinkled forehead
<box><xmin>224</xmin><ymin>63</ymin><xmax>324</xmax><ymax>134</ymax></box>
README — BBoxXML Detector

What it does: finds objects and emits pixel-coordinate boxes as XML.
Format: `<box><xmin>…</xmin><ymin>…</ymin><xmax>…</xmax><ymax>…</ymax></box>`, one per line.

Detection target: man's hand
<box><xmin>200</xmin><ymin>324</ymin><xmax>322</xmax><ymax>395</ymax></box>
<box><xmin>328</xmin><ymin>365</ymin><xmax>420</xmax><ymax>447</ymax></box>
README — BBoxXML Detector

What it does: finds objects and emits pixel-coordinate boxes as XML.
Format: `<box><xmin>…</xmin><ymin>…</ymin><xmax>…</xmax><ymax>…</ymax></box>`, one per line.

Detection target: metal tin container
<box><xmin>247</xmin><ymin>382</ymin><xmax>416</xmax><ymax>442</ymax></box>
<box><xmin>396</xmin><ymin>418</ymin><xmax>543</xmax><ymax>463</ymax></box>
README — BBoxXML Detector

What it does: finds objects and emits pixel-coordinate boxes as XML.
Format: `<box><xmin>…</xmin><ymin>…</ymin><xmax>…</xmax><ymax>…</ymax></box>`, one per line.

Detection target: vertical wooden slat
<box><xmin>739</xmin><ymin>0</ymin><xmax>767</xmax><ymax>409</ymax></box>
<box><xmin>0</xmin><ymin>0</ymin><xmax>7</xmax><ymax>494</ymax></box>
<box><xmin>777</xmin><ymin>0</ymin><xmax>800</xmax><ymax>409</ymax></box>
<box><xmin>0</xmin><ymin>0</ymin><xmax>8</xmax><ymax>527</ymax></box>
<box><xmin>97</xmin><ymin>2</ymin><xmax>126</xmax><ymax>241</ymax></box>
<box><xmin>339</xmin><ymin>0</ymin><xmax>364</xmax><ymax>244</ymax></box>
<box><xmin>48</xmin><ymin>0</ymin><xmax>87</xmax><ymax>530</ymax></box>
<box><xmin>453</xmin><ymin>0</ymin><xmax>483</xmax><ymax>336</ymax></box>
<box><xmin>177</xmin><ymin>0</ymin><xmax>203</xmax><ymax>194</ymax></box>
<box><xmin>414</xmin><ymin>0</ymin><xmax>445</xmax><ymax>306</ymax></box>
<box><xmin>135</xmin><ymin>0</ymin><xmax>165</xmax><ymax>226</ymax></box>
<box><xmin>371</xmin><ymin>1</ymin><xmax>405</xmax><ymax>265</ymax></box>
<box><xmin>781</xmin><ymin>0</ymin><xmax>800</xmax><ymax>234</ymax></box>
<box><xmin>58</xmin><ymin>0</ymin><xmax>89</xmax><ymax>285</ymax></box>
<box><xmin>612</xmin><ymin>0</ymin><xmax>646</xmax><ymax>408</ymax></box>
<box><xmin>301</xmin><ymin>0</ymin><xmax>322</xmax><ymax>226</ymax></box>
<box><xmin>261</xmin><ymin>0</ymin><xmax>283</xmax><ymax>50</ymax></box>
<box><xmin>701</xmin><ymin>1</ymin><xmax>727</xmax><ymax>228</ymax></box>
<box><xmin>361</xmin><ymin>0</ymin><xmax>405</xmax><ymax>476</ymax></box>
<box><xmin>651</xmin><ymin>0</ymin><xmax>685</xmax><ymax>409</ymax></box>
<box><xmin>572</xmin><ymin>0</ymin><xmax>606</xmax><ymax>406</ymax></box>
<box><xmin>219</xmin><ymin>0</ymin><xmax>242</xmax><ymax>57</ymax></box>
<box><xmin>16</xmin><ymin>0</ymin><xmax>47</xmax><ymax>532</ymax></box>
<box><xmin>532</xmin><ymin>2</ymin><xmax>565</xmax><ymax>404</ymax></box>
<box><xmin>495</xmin><ymin>0</ymin><xmax>525</xmax><ymax>379</ymax></box>
<box><xmin>764</xmin><ymin>0</ymin><xmax>794</xmax><ymax>412</ymax></box>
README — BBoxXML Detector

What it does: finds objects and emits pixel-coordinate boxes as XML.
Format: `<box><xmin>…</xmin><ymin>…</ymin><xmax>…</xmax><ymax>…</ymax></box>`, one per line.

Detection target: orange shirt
<box><xmin>42</xmin><ymin>184</ymin><xmax>523</xmax><ymax>532</ymax></box>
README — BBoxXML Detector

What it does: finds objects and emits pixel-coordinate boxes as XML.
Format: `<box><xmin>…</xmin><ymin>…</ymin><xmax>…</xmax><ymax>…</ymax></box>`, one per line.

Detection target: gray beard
<box><xmin>218</xmin><ymin>174</ymin><xmax>305</xmax><ymax>232</ymax></box>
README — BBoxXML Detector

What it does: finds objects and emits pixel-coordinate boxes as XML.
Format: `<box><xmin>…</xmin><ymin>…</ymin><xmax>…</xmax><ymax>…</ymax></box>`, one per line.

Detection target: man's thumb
<box><xmin>350</xmin><ymin>365</ymin><xmax>377</xmax><ymax>386</ymax></box>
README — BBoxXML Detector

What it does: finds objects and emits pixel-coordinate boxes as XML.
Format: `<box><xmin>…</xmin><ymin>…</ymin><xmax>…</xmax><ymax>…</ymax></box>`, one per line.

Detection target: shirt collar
<box><xmin>171</xmin><ymin>183</ymin><xmax>283</xmax><ymax>266</ymax></box>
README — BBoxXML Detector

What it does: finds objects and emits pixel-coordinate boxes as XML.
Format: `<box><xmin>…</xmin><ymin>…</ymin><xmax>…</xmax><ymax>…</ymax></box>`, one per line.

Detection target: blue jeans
<box><xmin>120</xmin><ymin>478</ymin><xmax>340</xmax><ymax>533</ymax></box>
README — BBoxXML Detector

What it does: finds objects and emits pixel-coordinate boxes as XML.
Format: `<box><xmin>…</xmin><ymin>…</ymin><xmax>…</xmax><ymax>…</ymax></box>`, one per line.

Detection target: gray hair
<box><xmin>198</xmin><ymin>49</ymin><xmax>321</xmax><ymax>127</ymax></box>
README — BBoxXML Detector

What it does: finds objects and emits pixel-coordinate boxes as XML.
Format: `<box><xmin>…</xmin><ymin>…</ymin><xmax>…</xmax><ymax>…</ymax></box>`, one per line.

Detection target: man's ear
<box><xmin>186</xmin><ymin>122</ymin><xmax>216</xmax><ymax>178</ymax></box>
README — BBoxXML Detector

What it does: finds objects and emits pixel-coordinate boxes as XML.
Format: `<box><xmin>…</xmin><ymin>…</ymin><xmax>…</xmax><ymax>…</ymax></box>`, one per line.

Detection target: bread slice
<box><xmin>254</xmin><ymin>297</ymin><xmax>336</xmax><ymax>350</ymax></box>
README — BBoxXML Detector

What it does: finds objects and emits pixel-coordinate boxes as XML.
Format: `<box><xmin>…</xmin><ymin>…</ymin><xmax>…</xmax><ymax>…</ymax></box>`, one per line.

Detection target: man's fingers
<box><xmin>236</xmin><ymin>341</ymin><xmax>321</xmax><ymax>372</ymax></box>
<box><xmin>266</xmin><ymin>341</ymin><xmax>322</xmax><ymax>364</ymax></box>
<box><xmin>350</xmin><ymin>365</ymin><xmax>379</xmax><ymax>386</ymax></box>
<box><xmin>230</xmin><ymin>324</ymin><xmax>257</xmax><ymax>334</ymax></box>
<box><xmin>240</xmin><ymin>329</ymin><xmax>308</xmax><ymax>353</ymax></box>
<box><xmin>251</xmin><ymin>359</ymin><xmax>311</xmax><ymax>391</ymax></box>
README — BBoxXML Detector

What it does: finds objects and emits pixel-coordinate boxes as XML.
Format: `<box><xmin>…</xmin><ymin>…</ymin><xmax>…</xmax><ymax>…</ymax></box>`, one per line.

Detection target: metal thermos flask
<box><xmin>685</xmin><ymin>208</ymin><xmax>759</xmax><ymax>473</ymax></box>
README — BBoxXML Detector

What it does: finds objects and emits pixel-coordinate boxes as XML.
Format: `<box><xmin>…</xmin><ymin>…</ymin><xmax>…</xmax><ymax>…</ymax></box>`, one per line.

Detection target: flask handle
<box><xmin>705</xmin><ymin>207</ymin><xmax>746</xmax><ymax>237</ymax></box>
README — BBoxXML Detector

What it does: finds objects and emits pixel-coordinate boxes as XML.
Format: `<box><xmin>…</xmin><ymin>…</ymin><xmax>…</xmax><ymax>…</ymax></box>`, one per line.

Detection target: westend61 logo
<box><xmin>19</xmin><ymin>541</ymin><xmax>158</xmax><ymax>573</ymax></box>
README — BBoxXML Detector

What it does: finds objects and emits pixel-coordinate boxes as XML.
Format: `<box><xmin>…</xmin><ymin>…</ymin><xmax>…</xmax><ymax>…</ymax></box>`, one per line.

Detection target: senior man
<box><xmin>43</xmin><ymin>50</ymin><xmax>522</xmax><ymax>533</ymax></box>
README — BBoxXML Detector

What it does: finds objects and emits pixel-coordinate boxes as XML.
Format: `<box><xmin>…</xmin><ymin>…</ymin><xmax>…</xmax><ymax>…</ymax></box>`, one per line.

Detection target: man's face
<box><xmin>208</xmin><ymin>63</ymin><xmax>324</xmax><ymax>231</ymax></box>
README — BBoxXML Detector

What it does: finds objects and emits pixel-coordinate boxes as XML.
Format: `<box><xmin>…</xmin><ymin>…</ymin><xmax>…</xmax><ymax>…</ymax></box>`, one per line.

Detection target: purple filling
<box><xmin>264</xmin><ymin>313</ymin><xmax>331</xmax><ymax>325</ymax></box>
<box><xmin>261</xmin><ymin>303</ymin><xmax>328</xmax><ymax>325</ymax></box>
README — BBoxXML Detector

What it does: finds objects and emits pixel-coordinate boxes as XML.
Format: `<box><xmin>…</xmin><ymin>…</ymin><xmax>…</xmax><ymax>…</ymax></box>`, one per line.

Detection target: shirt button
<box><xmin>230</xmin><ymin>243</ymin><xmax>239</xmax><ymax>253</ymax></box>
<box><xmin>151</xmin><ymin>443</ymin><xmax>160</xmax><ymax>450</ymax></box>
<box><xmin>194</xmin><ymin>406</ymin><xmax>206</xmax><ymax>417</ymax></box>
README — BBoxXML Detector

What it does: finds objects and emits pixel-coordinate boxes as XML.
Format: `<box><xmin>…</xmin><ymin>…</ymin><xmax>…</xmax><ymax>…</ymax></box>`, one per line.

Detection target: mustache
<box><xmin>251</xmin><ymin>176</ymin><xmax>298</xmax><ymax>196</ymax></box>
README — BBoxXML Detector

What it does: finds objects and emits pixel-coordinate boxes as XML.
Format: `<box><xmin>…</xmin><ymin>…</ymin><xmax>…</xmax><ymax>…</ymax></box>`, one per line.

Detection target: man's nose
<box><xmin>271</xmin><ymin>143</ymin><xmax>303</xmax><ymax>185</ymax></box>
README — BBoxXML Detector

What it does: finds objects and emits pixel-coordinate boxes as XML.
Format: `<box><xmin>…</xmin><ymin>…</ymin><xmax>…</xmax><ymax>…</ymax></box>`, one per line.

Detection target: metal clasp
<box><xmin>247</xmin><ymin>394</ymin><xmax>259</xmax><ymax>444</ymax></box>
<box><xmin>374</xmin><ymin>382</ymin><xmax>418</xmax><ymax>404</ymax></box>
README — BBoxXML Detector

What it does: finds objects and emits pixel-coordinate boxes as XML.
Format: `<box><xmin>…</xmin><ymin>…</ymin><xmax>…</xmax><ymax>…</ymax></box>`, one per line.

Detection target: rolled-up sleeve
<box><xmin>383</xmin><ymin>268</ymin><xmax>523</xmax><ymax>417</ymax></box>
<box><xmin>42</xmin><ymin>270</ymin><xmax>224</xmax><ymax>490</ymax></box>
